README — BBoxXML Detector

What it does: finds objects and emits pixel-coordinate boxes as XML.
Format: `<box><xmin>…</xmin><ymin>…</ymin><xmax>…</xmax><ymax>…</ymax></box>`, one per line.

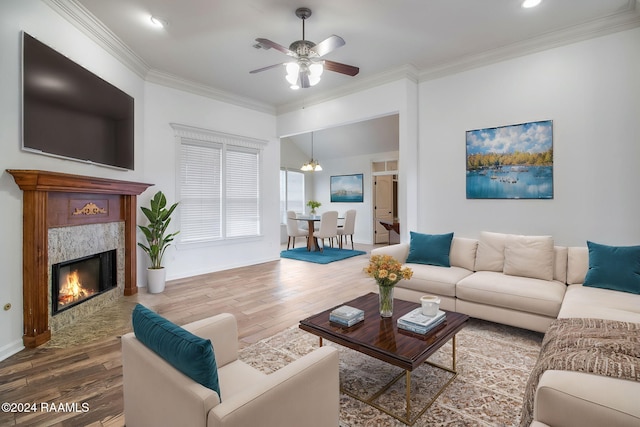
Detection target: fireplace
<box><xmin>52</xmin><ymin>250</ymin><xmax>117</xmax><ymax>315</ymax></box>
<box><xmin>8</xmin><ymin>169</ymin><xmax>152</xmax><ymax>347</ymax></box>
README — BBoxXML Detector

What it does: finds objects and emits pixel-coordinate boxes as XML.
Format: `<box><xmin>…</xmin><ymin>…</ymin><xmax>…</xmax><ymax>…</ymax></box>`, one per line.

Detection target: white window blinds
<box><xmin>226</xmin><ymin>148</ymin><xmax>260</xmax><ymax>237</ymax></box>
<box><xmin>172</xmin><ymin>124</ymin><xmax>266</xmax><ymax>244</ymax></box>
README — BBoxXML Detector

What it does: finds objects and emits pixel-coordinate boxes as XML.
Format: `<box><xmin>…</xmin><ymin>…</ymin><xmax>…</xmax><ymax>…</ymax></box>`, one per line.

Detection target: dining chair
<box><xmin>337</xmin><ymin>209</ymin><xmax>356</xmax><ymax>250</ymax></box>
<box><xmin>286</xmin><ymin>211</ymin><xmax>308</xmax><ymax>250</ymax></box>
<box><xmin>313</xmin><ymin>211</ymin><xmax>339</xmax><ymax>252</ymax></box>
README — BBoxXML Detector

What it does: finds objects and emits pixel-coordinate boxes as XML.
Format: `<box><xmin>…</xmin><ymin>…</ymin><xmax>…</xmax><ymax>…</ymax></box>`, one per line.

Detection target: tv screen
<box><xmin>22</xmin><ymin>32</ymin><xmax>134</xmax><ymax>170</ymax></box>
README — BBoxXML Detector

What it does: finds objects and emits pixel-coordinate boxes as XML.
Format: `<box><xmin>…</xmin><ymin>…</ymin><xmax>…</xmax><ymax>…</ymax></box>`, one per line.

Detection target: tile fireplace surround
<box><xmin>7</xmin><ymin>170</ymin><xmax>151</xmax><ymax>348</ymax></box>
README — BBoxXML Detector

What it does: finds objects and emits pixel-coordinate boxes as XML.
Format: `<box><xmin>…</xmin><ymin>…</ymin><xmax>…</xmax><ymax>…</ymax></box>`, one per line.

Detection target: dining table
<box><xmin>295</xmin><ymin>215</ymin><xmax>322</xmax><ymax>251</ymax></box>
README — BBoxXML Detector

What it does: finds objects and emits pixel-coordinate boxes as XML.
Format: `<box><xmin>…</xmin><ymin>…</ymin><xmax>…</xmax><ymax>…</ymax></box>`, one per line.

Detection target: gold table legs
<box><xmin>331</xmin><ymin>335</ymin><xmax>459</xmax><ymax>425</ymax></box>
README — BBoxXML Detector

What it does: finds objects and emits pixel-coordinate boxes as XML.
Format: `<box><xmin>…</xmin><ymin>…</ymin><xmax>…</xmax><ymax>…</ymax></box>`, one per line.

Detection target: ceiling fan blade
<box><xmin>323</xmin><ymin>60</ymin><xmax>360</xmax><ymax>76</ymax></box>
<box><xmin>249</xmin><ymin>63</ymin><xmax>284</xmax><ymax>74</ymax></box>
<box><xmin>310</xmin><ymin>35</ymin><xmax>345</xmax><ymax>57</ymax></box>
<box><xmin>255</xmin><ymin>38</ymin><xmax>296</xmax><ymax>57</ymax></box>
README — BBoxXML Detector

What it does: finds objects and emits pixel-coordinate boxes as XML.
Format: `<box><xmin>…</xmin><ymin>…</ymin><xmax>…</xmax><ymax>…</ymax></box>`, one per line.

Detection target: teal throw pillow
<box><xmin>406</xmin><ymin>231</ymin><xmax>454</xmax><ymax>267</ymax></box>
<box><xmin>583</xmin><ymin>241</ymin><xmax>640</xmax><ymax>295</ymax></box>
<box><xmin>132</xmin><ymin>304</ymin><xmax>221</xmax><ymax>397</ymax></box>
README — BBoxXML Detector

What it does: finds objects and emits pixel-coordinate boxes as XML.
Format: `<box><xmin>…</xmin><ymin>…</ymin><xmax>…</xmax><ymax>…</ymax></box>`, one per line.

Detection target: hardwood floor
<box><xmin>0</xmin><ymin>244</ymin><xmax>381</xmax><ymax>426</ymax></box>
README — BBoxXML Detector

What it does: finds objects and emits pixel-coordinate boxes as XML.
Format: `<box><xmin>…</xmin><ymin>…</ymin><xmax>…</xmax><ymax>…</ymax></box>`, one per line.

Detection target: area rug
<box><xmin>239</xmin><ymin>318</ymin><xmax>543</xmax><ymax>426</ymax></box>
<box><xmin>280</xmin><ymin>247</ymin><xmax>367</xmax><ymax>264</ymax></box>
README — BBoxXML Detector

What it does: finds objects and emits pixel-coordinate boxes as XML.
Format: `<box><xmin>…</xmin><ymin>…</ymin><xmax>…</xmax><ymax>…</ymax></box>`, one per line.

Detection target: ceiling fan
<box><xmin>250</xmin><ymin>7</ymin><xmax>359</xmax><ymax>89</ymax></box>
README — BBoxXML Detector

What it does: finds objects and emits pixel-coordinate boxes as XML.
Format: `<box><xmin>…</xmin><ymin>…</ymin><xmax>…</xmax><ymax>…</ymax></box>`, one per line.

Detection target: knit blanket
<box><xmin>520</xmin><ymin>318</ymin><xmax>640</xmax><ymax>426</ymax></box>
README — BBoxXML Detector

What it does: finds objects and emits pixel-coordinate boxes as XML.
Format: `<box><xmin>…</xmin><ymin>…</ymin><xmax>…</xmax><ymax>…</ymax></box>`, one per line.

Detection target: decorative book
<box><xmin>329</xmin><ymin>313</ymin><xmax>364</xmax><ymax>327</ymax></box>
<box><xmin>330</xmin><ymin>305</ymin><xmax>364</xmax><ymax>326</ymax></box>
<box><xmin>397</xmin><ymin>308</ymin><xmax>446</xmax><ymax>334</ymax></box>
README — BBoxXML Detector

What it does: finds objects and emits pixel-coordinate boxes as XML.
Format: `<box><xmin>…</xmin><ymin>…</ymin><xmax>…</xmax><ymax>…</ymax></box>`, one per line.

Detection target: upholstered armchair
<box><xmin>122</xmin><ymin>312</ymin><xmax>339</xmax><ymax>427</ymax></box>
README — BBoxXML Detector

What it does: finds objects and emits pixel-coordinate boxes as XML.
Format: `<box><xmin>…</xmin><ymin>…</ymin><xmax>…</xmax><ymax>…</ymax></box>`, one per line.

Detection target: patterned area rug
<box><xmin>239</xmin><ymin>318</ymin><xmax>543</xmax><ymax>426</ymax></box>
<box><xmin>280</xmin><ymin>247</ymin><xmax>367</xmax><ymax>264</ymax></box>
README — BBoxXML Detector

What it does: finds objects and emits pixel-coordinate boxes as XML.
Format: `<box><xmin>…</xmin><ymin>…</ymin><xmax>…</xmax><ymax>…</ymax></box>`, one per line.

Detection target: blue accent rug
<box><xmin>280</xmin><ymin>247</ymin><xmax>367</xmax><ymax>264</ymax></box>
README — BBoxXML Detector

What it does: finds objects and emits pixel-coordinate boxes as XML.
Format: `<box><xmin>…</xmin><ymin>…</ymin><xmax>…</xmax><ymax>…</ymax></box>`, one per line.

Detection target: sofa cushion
<box><xmin>558</xmin><ymin>284</ymin><xmax>640</xmax><ymax>322</ymax></box>
<box><xmin>456</xmin><ymin>271</ymin><xmax>566</xmax><ymax>317</ymax></box>
<box><xmin>132</xmin><ymin>304</ymin><xmax>221</xmax><ymax>396</ymax></box>
<box><xmin>397</xmin><ymin>264</ymin><xmax>472</xmax><ymax>297</ymax></box>
<box><xmin>567</xmin><ymin>247</ymin><xmax>588</xmax><ymax>284</ymax></box>
<box><xmin>503</xmin><ymin>234</ymin><xmax>554</xmax><ymax>281</ymax></box>
<box><xmin>474</xmin><ymin>231</ymin><xmax>508</xmax><ymax>272</ymax></box>
<box><xmin>450</xmin><ymin>237</ymin><xmax>478</xmax><ymax>271</ymax></box>
<box><xmin>406</xmin><ymin>231</ymin><xmax>454</xmax><ymax>267</ymax></box>
<box><xmin>553</xmin><ymin>246</ymin><xmax>568</xmax><ymax>283</ymax></box>
<box><xmin>583</xmin><ymin>241</ymin><xmax>640</xmax><ymax>294</ymax></box>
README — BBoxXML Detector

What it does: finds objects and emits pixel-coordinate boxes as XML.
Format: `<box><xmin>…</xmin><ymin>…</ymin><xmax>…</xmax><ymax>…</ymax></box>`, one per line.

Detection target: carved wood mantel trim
<box><xmin>7</xmin><ymin>170</ymin><xmax>152</xmax><ymax>348</ymax></box>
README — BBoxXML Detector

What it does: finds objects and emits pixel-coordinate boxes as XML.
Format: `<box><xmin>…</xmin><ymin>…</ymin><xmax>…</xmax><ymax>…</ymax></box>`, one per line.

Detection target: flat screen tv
<box><xmin>21</xmin><ymin>32</ymin><xmax>134</xmax><ymax>170</ymax></box>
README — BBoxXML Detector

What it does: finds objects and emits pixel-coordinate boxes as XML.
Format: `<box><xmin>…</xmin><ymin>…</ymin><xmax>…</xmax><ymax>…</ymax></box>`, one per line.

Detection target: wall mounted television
<box><xmin>21</xmin><ymin>32</ymin><xmax>134</xmax><ymax>170</ymax></box>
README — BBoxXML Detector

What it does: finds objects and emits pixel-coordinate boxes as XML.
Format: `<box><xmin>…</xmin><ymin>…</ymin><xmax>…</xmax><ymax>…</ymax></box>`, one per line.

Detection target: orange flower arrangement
<box><xmin>364</xmin><ymin>254</ymin><xmax>413</xmax><ymax>288</ymax></box>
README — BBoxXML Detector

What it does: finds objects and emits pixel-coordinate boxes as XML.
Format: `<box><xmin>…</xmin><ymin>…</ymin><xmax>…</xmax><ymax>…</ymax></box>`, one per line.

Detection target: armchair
<box><xmin>122</xmin><ymin>313</ymin><xmax>339</xmax><ymax>427</ymax></box>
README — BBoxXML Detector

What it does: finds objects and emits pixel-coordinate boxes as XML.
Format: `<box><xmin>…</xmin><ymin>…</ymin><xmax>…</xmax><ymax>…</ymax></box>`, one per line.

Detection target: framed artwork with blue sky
<box><xmin>466</xmin><ymin>120</ymin><xmax>553</xmax><ymax>199</ymax></box>
<box><xmin>330</xmin><ymin>174</ymin><xmax>364</xmax><ymax>202</ymax></box>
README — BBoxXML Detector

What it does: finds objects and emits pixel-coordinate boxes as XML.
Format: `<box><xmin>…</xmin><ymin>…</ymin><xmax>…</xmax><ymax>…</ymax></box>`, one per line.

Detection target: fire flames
<box><xmin>58</xmin><ymin>271</ymin><xmax>95</xmax><ymax>306</ymax></box>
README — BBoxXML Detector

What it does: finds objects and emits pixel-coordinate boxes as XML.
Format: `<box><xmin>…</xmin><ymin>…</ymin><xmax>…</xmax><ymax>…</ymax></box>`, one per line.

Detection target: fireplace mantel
<box><xmin>7</xmin><ymin>170</ymin><xmax>152</xmax><ymax>347</ymax></box>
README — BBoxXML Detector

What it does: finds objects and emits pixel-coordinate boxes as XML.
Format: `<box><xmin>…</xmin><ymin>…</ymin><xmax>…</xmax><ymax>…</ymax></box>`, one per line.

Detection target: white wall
<box><xmin>418</xmin><ymin>27</ymin><xmax>640</xmax><ymax>246</ymax></box>
<box><xmin>142</xmin><ymin>82</ymin><xmax>280</xmax><ymax>282</ymax></box>
<box><xmin>0</xmin><ymin>0</ymin><xmax>146</xmax><ymax>360</ymax></box>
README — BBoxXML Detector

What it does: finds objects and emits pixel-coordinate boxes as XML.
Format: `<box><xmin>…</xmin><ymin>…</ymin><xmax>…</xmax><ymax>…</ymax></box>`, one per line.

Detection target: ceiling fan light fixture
<box><xmin>308</xmin><ymin>62</ymin><xmax>323</xmax><ymax>86</ymax></box>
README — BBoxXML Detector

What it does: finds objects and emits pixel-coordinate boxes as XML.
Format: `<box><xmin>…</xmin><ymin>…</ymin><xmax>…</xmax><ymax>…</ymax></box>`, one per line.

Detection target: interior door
<box><xmin>374</xmin><ymin>175</ymin><xmax>393</xmax><ymax>243</ymax></box>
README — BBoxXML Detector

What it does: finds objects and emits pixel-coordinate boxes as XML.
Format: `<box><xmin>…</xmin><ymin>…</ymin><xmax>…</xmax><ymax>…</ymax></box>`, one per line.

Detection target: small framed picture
<box><xmin>330</xmin><ymin>174</ymin><xmax>364</xmax><ymax>202</ymax></box>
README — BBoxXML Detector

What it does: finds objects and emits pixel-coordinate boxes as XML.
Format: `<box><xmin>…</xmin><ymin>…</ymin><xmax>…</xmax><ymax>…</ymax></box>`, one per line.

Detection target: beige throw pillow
<box><xmin>474</xmin><ymin>231</ymin><xmax>508</xmax><ymax>272</ymax></box>
<box><xmin>503</xmin><ymin>234</ymin><xmax>554</xmax><ymax>281</ymax></box>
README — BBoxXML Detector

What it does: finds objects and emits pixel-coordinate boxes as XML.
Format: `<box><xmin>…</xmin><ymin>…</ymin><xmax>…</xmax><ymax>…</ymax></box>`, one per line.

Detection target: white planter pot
<box><xmin>147</xmin><ymin>267</ymin><xmax>166</xmax><ymax>294</ymax></box>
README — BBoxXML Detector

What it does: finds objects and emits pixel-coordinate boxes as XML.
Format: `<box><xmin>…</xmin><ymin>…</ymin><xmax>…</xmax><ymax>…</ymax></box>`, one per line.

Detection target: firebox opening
<box><xmin>52</xmin><ymin>250</ymin><xmax>117</xmax><ymax>315</ymax></box>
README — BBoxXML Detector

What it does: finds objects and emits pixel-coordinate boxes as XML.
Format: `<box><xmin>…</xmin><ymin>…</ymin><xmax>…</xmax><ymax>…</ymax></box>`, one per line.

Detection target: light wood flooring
<box><xmin>0</xmin><ymin>244</ymin><xmax>381</xmax><ymax>426</ymax></box>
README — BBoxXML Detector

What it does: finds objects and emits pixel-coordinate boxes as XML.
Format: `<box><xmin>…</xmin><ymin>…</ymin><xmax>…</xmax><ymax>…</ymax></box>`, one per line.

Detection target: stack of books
<box><xmin>397</xmin><ymin>308</ymin><xmax>446</xmax><ymax>334</ymax></box>
<box><xmin>329</xmin><ymin>305</ymin><xmax>364</xmax><ymax>327</ymax></box>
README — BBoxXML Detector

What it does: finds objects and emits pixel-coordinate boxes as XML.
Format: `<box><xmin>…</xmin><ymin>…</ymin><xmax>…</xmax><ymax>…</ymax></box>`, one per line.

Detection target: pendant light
<box><xmin>300</xmin><ymin>132</ymin><xmax>322</xmax><ymax>171</ymax></box>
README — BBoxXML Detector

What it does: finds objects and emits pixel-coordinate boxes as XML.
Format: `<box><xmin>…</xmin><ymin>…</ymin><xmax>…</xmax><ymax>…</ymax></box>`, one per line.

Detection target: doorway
<box><xmin>372</xmin><ymin>161</ymin><xmax>398</xmax><ymax>244</ymax></box>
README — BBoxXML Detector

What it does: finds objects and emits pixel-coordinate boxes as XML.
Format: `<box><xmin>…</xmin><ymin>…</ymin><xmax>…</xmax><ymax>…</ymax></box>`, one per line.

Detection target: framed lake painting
<box><xmin>330</xmin><ymin>174</ymin><xmax>364</xmax><ymax>202</ymax></box>
<box><xmin>466</xmin><ymin>120</ymin><xmax>553</xmax><ymax>199</ymax></box>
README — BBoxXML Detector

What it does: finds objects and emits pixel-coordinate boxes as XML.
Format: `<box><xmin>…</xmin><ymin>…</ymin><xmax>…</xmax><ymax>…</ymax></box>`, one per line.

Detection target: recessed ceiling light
<box><xmin>149</xmin><ymin>16</ymin><xmax>167</xmax><ymax>28</ymax></box>
<box><xmin>522</xmin><ymin>0</ymin><xmax>542</xmax><ymax>8</ymax></box>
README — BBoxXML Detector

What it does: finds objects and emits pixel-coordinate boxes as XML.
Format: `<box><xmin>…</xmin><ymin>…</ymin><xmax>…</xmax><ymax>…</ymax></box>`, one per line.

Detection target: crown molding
<box><xmin>43</xmin><ymin>0</ymin><xmax>150</xmax><ymax>78</ymax></box>
<box><xmin>419</xmin><ymin>0</ymin><xmax>640</xmax><ymax>82</ymax></box>
<box><xmin>44</xmin><ymin>0</ymin><xmax>640</xmax><ymax>115</ymax></box>
<box><xmin>276</xmin><ymin>65</ymin><xmax>419</xmax><ymax>115</ymax></box>
<box><xmin>146</xmin><ymin>70</ymin><xmax>276</xmax><ymax>115</ymax></box>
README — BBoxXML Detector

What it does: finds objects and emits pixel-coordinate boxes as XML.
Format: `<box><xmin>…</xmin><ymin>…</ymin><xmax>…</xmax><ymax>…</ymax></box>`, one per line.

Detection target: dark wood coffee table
<box><xmin>299</xmin><ymin>292</ymin><xmax>469</xmax><ymax>425</ymax></box>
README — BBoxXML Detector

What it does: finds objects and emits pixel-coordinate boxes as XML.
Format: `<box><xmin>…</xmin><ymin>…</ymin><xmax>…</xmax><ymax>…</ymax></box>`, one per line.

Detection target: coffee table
<box><xmin>299</xmin><ymin>292</ymin><xmax>469</xmax><ymax>425</ymax></box>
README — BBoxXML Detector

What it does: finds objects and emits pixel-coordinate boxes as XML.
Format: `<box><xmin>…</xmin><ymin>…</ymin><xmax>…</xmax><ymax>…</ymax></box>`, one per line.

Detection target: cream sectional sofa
<box><xmin>371</xmin><ymin>232</ymin><xmax>640</xmax><ymax>427</ymax></box>
<box><xmin>371</xmin><ymin>232</ymin><xmax>568</xmax><ymax>333</ymax></box>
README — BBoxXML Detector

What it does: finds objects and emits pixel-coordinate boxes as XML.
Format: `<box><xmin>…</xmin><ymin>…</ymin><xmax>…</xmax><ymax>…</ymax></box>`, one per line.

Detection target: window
<box><xmin>280</xmin><ymin>169</ymin><xmax>305</xmax><ymax>223</ymax></box>
<box><xmin>172</xmin><ymin>124</ymin><xmax>266</xmax><ymax>244</ymax></box>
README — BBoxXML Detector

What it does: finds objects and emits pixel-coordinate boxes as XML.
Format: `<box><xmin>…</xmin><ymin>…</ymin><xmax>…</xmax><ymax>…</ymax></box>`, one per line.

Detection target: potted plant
<box><xmin>138</xmin><ymin>191</ymin><xmax>179</xmax><ymax>293</ymax></box>
<box><xmin>307</xmin><ymin>200</ymin><xmax>321</xmax><ymax>215</ymax></box>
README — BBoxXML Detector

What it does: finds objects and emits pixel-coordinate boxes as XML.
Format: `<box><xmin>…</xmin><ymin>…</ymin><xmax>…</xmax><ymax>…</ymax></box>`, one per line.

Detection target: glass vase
<box><xmin>378</xmin><ymin>284</ymin><xmax>394</xmax><ymax>317</ymax></box>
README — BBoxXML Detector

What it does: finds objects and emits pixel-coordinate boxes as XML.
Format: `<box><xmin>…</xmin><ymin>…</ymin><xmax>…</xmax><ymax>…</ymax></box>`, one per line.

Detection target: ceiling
<box><xmin>69</xmin><ymin>0</ymin><xmax>639</xmax><ymax>113</ymax></box>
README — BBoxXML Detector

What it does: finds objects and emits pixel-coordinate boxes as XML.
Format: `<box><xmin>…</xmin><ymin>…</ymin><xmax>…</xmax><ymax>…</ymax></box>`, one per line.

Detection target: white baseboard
<box><xmin>0</xmin><ymin>339</ymin><xmax>24</xmax><ymax>362</ymax></box>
